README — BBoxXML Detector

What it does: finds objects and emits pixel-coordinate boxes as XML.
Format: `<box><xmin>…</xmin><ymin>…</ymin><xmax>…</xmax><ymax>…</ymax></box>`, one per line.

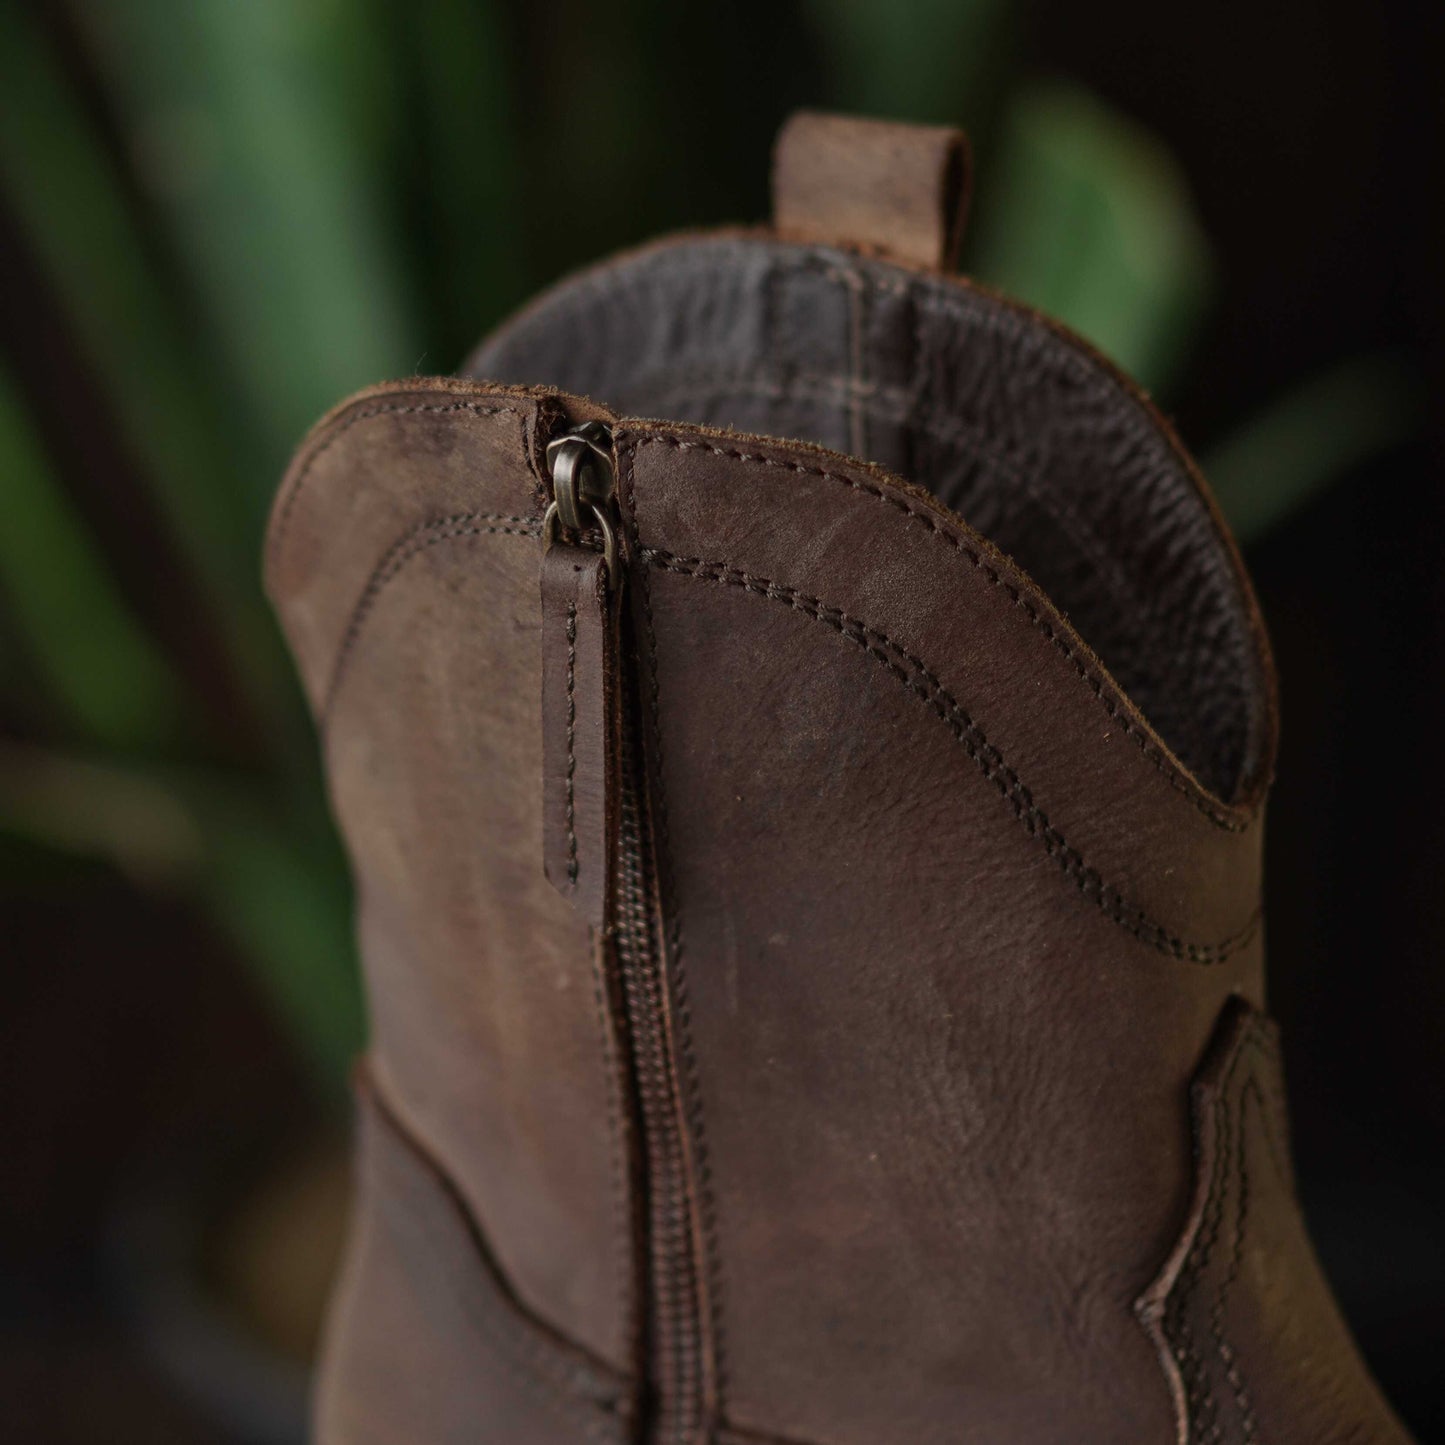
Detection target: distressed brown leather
<box><xmin>267</xmin><ymin>114</ymin><xmax>1414</xmax><ymax>1445</ymax></box>
<box><xmin>772</xmin><ymin>112</ymin><xmax>972</xmax><ymax>269</ymax></box>
<box><xmin>540</xmin><ymin>542</ymin><xmax>621</xmax><ymax>926</ymax></box>
<box><xmin>316</xmin><ymin>1070</ymin><xmax>634</xmax><ymax>1445</ymax></box>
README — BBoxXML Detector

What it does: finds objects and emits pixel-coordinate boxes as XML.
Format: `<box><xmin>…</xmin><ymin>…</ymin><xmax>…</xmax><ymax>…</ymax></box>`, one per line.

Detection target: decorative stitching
<box><xmin>643</xmin><ymin>546</ymin><xmax>1258</xmax><ymax>965</ymax></box>
<box><xmin>1166</xmin><ymin>1035</ymin><xmax>1235</xmax><ymax>1440</ymax></box>
<box><xmin>1161</xmin><ymin>1016</ymin><xmax>1276</xmax><ymax>1444</ymax></box>
<box><xmin>565</xmin><ymin>601</ymin><xmax>580</xmax><ymax>886</ymax></box>
<box><xmin>621</xmin><ymin>440</ymin><xmax>730</xmax><ymax>1419</ymax></box>
<box><xmin>617</xmin><ymin>369</ymin><xmax>1153</xmax><ymax>654</ymax></box>
<box><xmin>619</xmin><ymin>434</ymin><xmax>1251</xmax><ymax>834</ymax></box>
<box><xmin>321</xmin><ymin>511</ymin><xmax>538</xmax><ymax>723</ymax></box>
<box><xmin>1213</xmin><ymin>1080</ymin><xmax>1262</xmax><ymax>1442</ymax></box>
<box><xmin>267</xmin><ymin>397</ymin><xmax>525</xmax><ymax>576</ymax></box>
<box><xmin>615</xmin><ymin>366</ymin><xmax>1230</xmax><ymax>776</ymax></box>
<box><xmin>474</xmin><ymin>240</ymin><xmax>1265</xmax><ymax>793</ymax></box>
<box><xmin>614</xmin><ymin>365</ymin><xmax>1049</xmax><ymax>518</ymax></box>
<box><xmin>1187</xmin><ymin>1054</ymin><xmax>1235</xmax><ymax>1442</ymax></box>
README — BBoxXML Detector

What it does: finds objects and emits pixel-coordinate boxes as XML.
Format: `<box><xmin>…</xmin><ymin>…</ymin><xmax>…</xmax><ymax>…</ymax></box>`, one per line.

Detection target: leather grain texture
<box><xmin>267</xmin><ymin>381</ymin><xmax>637</xmax><ymax>1376</ymax></box>
<box><xmin>541</xmin><ymin>542</ymin><xmax>620</xmax><ymax>925</ymax></box>
<box><xmin>315</xmin><ymin>1074</ymin><xmax>633</xmax><ymax>1445</ymax></box>
<box><xmin>469</xmin><ymin>235</ymin><xmax>1274</xmax><ymax>806</ymax></box>
<box><xmin>269</xmin><ymin>193</ymin><xmax>1412</xmax><ymax>1441</ymax></box>
<box><xmin>772</xmin><ymin>111</ymin><xmax>971</xmax><ymax>269</ymax></box>
<box><xmin>1139</xmin><ymin>1002</ymin><xmax>1412</xmax><ymax>1445</ymax></box>
<box><xmin>612</xmin><ymin>419</ymin><xmax>1258</xmax><ymax>1442</ymax></box>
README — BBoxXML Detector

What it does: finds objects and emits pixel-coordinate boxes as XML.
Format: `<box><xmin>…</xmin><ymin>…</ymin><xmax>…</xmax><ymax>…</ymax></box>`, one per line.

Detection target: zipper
<box><xmin>540</xmin><ymin>421</ymin><xmax>707</xmax><ymax>1444</ymax></box>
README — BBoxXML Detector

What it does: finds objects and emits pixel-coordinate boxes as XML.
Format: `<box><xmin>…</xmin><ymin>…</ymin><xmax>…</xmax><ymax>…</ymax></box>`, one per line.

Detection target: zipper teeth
<box><xmin>547</xmin><ymin>417</ymin><xmax>703</xmax><ymax>1440</ymax></box>
<box><xmin>615</xmin><ymin>674</ymin><xmax>704</xmax><ymax>1444</ymax></box>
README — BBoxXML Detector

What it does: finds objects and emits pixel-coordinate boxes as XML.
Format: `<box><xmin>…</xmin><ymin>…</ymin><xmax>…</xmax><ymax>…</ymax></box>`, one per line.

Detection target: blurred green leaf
<box><xmin>518</xmin><ymin>0</ymin><xmax>659</xmax><ymax>280</ymax></box>
<box><xmin>0</xmin><ymin>365</ymin><xmax>187</xmax><ymax>748</ymax></box>
<box><xmin>69</xmin><ymin>0</ymin><xmax>422</xmax><ymax>472</ymax></box>
<box><xmin>0</xmin><ymin>1</ymin><xmax>289</xmax><ymax>723</ymax></box>
<box><xmin>1205</xmin><ymin>355</ymin><xmax>1418</xmax><ymax>542</ymax></box>
<box><xmin>803</xmin><ymin>0</ymin><xmax>1011</xmax><ymax>122</ymax></box>
<box><xmin>0</xmin><ymin>739</ymin><xmax>202</xmax><ymax>887</ymax></box>
<box><xmin>389</xmin><ymin>0</ymin><xmax>528</xmax><ymax>352</ymax></box>
<box><xmin>197</xmin><ymin>790</ymin><xmax>362</xmax><ymax>1096</ymax></box>
<box><xmin>972</xmin><ymin>80</ymin><xmax>1213</xmax><ymax>393</ymax></box>
<box><xmin>0</xmin><ymin>739</ymin><xmax>362</xmax><ymax>1094</ymax></box>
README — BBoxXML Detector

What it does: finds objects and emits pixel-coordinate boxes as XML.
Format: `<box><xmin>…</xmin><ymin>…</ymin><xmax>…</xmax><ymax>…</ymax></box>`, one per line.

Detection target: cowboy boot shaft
<box><xmin>266</xmin><ymin>116</ymin><xmax>1413</xmax><ymax>1445</ymax></box>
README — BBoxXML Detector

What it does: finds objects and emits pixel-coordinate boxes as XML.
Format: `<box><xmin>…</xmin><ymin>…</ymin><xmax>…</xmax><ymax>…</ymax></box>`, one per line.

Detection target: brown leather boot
<box><xmin>266</xmin><ymin>114</ymin><xmax>1414</xmax><ymax>1445</ymax></box>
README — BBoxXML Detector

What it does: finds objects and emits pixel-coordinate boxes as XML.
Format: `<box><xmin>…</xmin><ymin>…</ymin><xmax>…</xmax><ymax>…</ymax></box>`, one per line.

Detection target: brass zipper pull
<box><xmin>539</xmin><ymin>423</ymin><xmax>622</xmax><ymax>926</ymax></box>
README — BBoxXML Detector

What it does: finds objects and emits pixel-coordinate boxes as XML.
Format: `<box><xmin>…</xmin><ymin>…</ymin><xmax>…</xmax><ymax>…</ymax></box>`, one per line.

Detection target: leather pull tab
<box><xmin>772</xmin><ymin>111</ymin><xmax>972</xmax><ymax>271</ymax></box>
<box><xmin>541</xmin><ymin>541</ymin><xmax>619</xmax><ymax>926</ymax></box>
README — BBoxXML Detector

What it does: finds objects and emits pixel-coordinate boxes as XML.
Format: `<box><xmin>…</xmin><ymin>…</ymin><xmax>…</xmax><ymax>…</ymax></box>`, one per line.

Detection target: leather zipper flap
<box><xmin>541</xmin><ymin>539</ymin><xmax>620</xmax><ymax>927</ymax></box>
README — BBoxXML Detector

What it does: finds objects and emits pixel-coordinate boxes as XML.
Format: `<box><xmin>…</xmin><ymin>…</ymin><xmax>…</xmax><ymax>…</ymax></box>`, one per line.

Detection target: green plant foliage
<box><xmin>972</xmin><ymin>80</ymin><xmax>1213</xmax><ymax>394</ymax></box>
<box><xmin>0</xmin><ymin>0</ymin><xmax>1416</xmax><ymax>1098</ymax></box>
<box><xmin>0</xmin><ymin>0</ymin><xmax>288</xmax><ymax>719</ymax></box>
<box><xmin>69</xmin><ymin>0</ymin><xmax>421</xmax><ymax>479</ymax></box>
<box><xmin>0</xmin><ymin>742</ymin><xmax>201</xmax><ymax>889</ymax></box>
<box><xmin>0</xmin><ymin>368</ymin><xmax>187</xmax><ymax>748</ymax></box>
<box><xmin>0</xmin><ymin>739</ymin><xmax>362</xmax><ymax>1091</ymax></box>
<box><xmin>193</xmin><ymin>785</ymin><xmax>363</xmax><ymax>1094</ymax></box>
<box><xmin>382</xmin><ymin>0</ymin><xmax>529</xmax><ymax>354</ymax></box>
<box><xmin>1204</xmin><ymin>355</ymin><xmax>1419</xmax><ymax>543</ymax></box>
<box><xmin>803</xmin><ymin>0</ymin><xmax>1012</xmax><ymax>124</ymax></box>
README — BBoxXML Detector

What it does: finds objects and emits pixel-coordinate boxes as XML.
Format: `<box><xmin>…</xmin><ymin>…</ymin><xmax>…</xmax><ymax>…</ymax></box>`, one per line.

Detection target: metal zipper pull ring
<box><xmin>543</xmin><ymin>421</ymin><xmax>620</xmax><ymax>588</ymax></box>
<box><xmin>539</xmin><ymin>420</ymin><xmax>623</xmax><ymax>925</ymax></box>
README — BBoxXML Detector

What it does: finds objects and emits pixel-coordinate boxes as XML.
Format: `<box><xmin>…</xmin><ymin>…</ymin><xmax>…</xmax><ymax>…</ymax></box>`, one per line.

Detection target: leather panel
<box><xmin>267</xmin><ymin>385</ymin><xmax>635</xmax><ymax>1373</ymax></box>
<box><xmin>315</xmin><ymin>1076</ymin><xmax>632</xmax><ymax>1444</ymax></box>
<box><xmin>267</xmin><ymin>209</ymin><xmax>1410</xmax><ymax>1442</ymax></box>
<box><xmin>619</xmin><ymin>423</ymin><xmax>1265</xmax><ymax>957</ymax></box>
<box><xmin>469</xmin><ymin>235</ymin><xmax>1274</xmax><ymax>805</ymax></box>
<box><xmin>622</xmin><ymin>494</ymin><xmax>1258</xmax><ymax>1441</ymax></box>
<box><xmin>540</xmin><ymin>542</ymin><xmax>621</xmax><ymax>924</ymax></box>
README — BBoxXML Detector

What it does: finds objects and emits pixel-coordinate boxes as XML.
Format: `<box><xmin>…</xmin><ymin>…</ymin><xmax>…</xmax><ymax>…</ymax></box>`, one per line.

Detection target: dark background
<box><xmin>2</xmin><ymin>1</ymin><xmax>1441</xmax><ymax>1440</ymax></box>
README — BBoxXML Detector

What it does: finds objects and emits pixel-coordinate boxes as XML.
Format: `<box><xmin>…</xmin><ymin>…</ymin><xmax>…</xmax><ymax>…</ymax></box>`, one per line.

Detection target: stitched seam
<box><xmin>566</xmin><ymin>601</ymin><xmax>579</xmax><ymax>886</ymax></box>
<box><xmin>625</xmin><ymin>432</ymin><xmax>1250</xmax><ymax>833</ymax></box>
<box><xmin>620</xmin><ymin>372</ymin><xmax>1155</xmax><ymax>654</ymax></box>
<box><xmin>485</xmin><ymin>245</ymin><xmax>1102</xmax><ymax>393</ymax></box>
<box><xmin>616</xmin><ymin>367</ymin><xmax>1087</xmax><ymax>551</ymax></box>
<box><xmin>1168</xmin><ymin>1022</ymin><xmax>1271</xmax><ymax>1442</ymax></box>
<box><xmin>622</xmin><ymin>440</ymin><xmax>729</xmax><ymax>1420</ymax></box>
<box><xmin>480</xmin><ymin>242</ymin><xmax>1261</xmax><ymax>791</ymax></box>
<box><xmin>364</xmin><ymin>1083</ymin><xmax>628</xmax><ymax>1440</ymax></box>
<box><xmin>321</xmin><ymin>512</ymin><xmax>539</xmax><ymax>723</ymax></box>
<box><xmin>644</xmin><ymin>547</ymin><xmax>1257</xmax><ymax>964</ymax></box>
<box><xmin>268</xmin><ymin>398</ymin><xmax>524</xmax><ymax>576</ymax></box>
<box><xmin>620</xmin><ymin>368</ymin><xmax>1226</xmax><ymax>771</ymax></box>
<box><xmin>1173</xmin><ymin>1055</ymin><xmax>1234</xmax><ymax>1440</ymax></box>
<box><xmin>1213</xmin><ymin>1080</ymin><xmax>1262</xmax><ymax>1443</ymax></box>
